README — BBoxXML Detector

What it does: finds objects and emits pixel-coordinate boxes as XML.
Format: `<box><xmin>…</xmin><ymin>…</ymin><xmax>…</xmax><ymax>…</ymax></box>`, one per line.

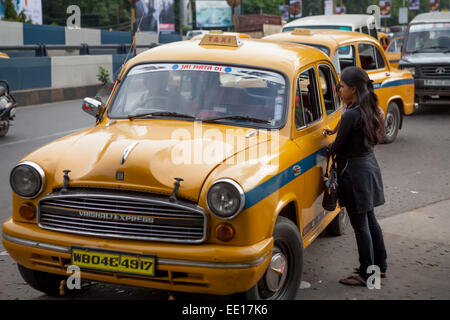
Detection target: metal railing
<box><xmin>0</xmin><ymin>43</ymin><xmax>159</xmax><ymax>57</ymax></box>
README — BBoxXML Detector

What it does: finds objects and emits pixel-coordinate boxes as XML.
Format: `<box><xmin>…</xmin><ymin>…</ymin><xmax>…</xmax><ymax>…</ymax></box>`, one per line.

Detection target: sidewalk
<box><xmin>296</xmin><ymin>199</ymin><xmax>450</xmax><ymax>300</ymax></box>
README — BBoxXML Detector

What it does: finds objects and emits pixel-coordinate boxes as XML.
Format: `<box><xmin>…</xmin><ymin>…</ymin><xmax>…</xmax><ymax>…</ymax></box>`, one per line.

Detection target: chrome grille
<box><xmin>38</xmin><ymin>190</ymin><xmax>207</xmax><ymax>243</ymax></box>
<box><xmin>420</xmin><ymin>65</ymin><xmax>450</xmax><ymax>77</ymax></box>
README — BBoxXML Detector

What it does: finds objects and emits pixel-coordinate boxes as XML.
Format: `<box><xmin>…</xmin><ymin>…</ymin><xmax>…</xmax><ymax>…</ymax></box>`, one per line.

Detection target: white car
<box><xmin>282</xmin><ymin>14</ymin><xmax>378</xmax><ymax>39</ymax></box>
<box><xmin>186</xmin><ymin>30</ymin><xmax>209</xmax><ymax>40</ymax></box>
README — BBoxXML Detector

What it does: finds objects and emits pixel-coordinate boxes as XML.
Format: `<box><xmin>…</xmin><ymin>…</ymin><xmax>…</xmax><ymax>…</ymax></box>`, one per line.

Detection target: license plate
<box><xmin>424</xmin><ymin>79</ymin><xmax>450</xmax><ymax>86</ymax></box>
<box><xmin>71</xmin><ymin>247</ymin><xmax>155</xmax><ymax>277</ymax></box>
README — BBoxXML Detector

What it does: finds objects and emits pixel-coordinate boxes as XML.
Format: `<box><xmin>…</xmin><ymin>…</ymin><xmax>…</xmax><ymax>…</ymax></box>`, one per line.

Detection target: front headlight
<box><xmin>207</xmin><ymin>179</ymin><xmax>245</xmax><ymax>219</ymax></box>
<box><xmin>10</xmin><ymin>161</ymin><xmax>45</xmax><ymax>199</ymax></box>
<box><xmin>401</xmin><ymin>66</ymin><xmax>416</xmax><ymax>76</ymax></box>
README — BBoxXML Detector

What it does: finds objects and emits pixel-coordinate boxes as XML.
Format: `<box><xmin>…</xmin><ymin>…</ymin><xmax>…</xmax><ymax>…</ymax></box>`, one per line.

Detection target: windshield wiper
<box><xmin>200</xmin><ymin>115</ymin><xmax>271</xmax><ymax>124</ymax></box>
<box><xmin>128</xmin><ymin>111</ymin><xmax>196</xmax><ymax>120</ymax></box>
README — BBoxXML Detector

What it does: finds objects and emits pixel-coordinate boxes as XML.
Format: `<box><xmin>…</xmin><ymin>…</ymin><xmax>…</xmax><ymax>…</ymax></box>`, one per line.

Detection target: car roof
<box><xmin>283</xmin><ymin>14</ymin><xmax>374</xmax><ymax>29</ymax></box>
<box><xmin>411</xmin><ymin>12</ymin><xmax>450</xmax><ymax>24</ymax></box>
<box><xmin>120</xmin><ymin>38</ymin><xmax>331</xmax><ymax>79</ymax></box>
<box><xmin>263</xmin><ymin>29</ymin><xmax>380</xmax><ymax>52</ymax></box>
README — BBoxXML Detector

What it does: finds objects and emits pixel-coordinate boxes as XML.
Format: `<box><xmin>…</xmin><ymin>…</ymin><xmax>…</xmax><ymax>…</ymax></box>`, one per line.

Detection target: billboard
<box><xmin>0</xmin><ymin>0</ymin><xmax>42</xmax><ymax>24</ymax></box>
<box><xmin>324</xmin><ymin>0</ymin><xmax>333</xmax><ymax>15</ymax></box>
<box><xmin>335</xmin><ymin>6</ymin><xmax>346</xmax><ymax>15</ymax></box>
<box><xmin>196</xmin><ymin>1</ymin><xmax>233</xmax><ymax>28</ymax></box>
<box><xmin>135</xmin><ymin>0</ymin><xmax>175</xmax><ymax>32</ymax></box>
<box><xmin>290</xmin><ymin>0</ymin><xmax>302</xmax><ymax>18</ymax></box>
<box><xmin>379</xmin><ymin>1</ymin><xmax>392</xmax><ymax>18</ymax></box>
<box><xmin>280</xmin><ymin>0</ymin><xmax>302</xmax><ymax>19</ymax></box>
<box><xmin>430</xmin><ymin>0</ymin><xmax>440</xmax><ymax>12</ymax></box>
<box><xmin>410</xmin><ymin>0</ymin><xmax>420</xmax><ymax>10</ymax></box>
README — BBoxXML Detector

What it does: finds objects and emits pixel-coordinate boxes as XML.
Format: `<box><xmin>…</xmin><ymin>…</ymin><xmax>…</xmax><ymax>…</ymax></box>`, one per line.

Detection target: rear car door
<box><xmin>386</xmin><ymin>37</ymin><xmax>403</xmax><ymax>68</ymax></box>
<box><xmin>357</xmin><ymin>42</ymin><xmax>391</xmax><ymax>114</ymax></box>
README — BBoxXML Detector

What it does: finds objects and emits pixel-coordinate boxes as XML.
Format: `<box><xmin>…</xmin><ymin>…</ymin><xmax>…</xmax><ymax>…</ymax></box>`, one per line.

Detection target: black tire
<box><xmin>0</xmin><ymin>120</ymin><xmax>9</xmax><ymax>137</ymax></box>
<box><xmin>382</xmin><ymin>102</ymin><xmax>401</xmax><ymax>144</ymax></box>
<box><xmin>233</xmin><ymin>217</ymin><xmax>303</xmax><ymax>300</ymax></box>
<box><xmin>326</xmin><ymin>208</ymin><xmax>349</xmax><ymax>236</ymax></box>
<box><xmin>18</xmin><ymin>264</ymin><xmax>65</xmax><ymax>296</ymax></box>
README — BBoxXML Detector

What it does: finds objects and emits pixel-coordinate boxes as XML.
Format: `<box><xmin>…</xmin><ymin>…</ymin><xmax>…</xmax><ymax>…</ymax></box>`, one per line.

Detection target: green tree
<box><xmin>244</xmin><ymin>0</ymin><xmax>285</xmax><ymax>15</ymax></box>
<box><xmin>4</xmin><ymin>0</ymin><xmax>20</xmax><ymax>22</ymax></box>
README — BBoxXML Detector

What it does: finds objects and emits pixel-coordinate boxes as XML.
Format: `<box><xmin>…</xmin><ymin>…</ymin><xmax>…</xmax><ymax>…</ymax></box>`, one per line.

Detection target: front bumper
<box><xmin>2</xmin><ymin>218</ymin><xmax>272</xmax><ymax>295</ymax></box>
<box><xmin>414</xmin><ymin>78</ymin><xmax>450</xmax><ymax>104</ymax></box>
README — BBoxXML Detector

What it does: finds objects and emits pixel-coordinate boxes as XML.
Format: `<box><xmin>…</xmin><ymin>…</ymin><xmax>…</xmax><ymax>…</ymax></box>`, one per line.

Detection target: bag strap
<box><xmin>324</xmin><ymin>145</ymin><xmax>333</xmax><ymax>178</ymax></box>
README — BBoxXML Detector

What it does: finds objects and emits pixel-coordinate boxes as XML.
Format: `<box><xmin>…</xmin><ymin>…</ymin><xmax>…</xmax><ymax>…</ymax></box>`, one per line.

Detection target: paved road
<box><xmin>0</xmin><ymin>100</ymin><xmax>449</xmax><ymax>299</ymax></box>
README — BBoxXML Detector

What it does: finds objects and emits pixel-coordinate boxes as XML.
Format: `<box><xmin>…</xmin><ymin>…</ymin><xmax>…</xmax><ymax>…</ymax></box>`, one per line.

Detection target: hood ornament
<box><xmin>169</xmin><ymin>178</ymin><xmax>184</xmax><ymax>203</ymax></box>
<box><xmin>121</xmin><ymin>141</ymin><xmax>139</xmax><ymax>165</ymax></box>
<box><xmin>61</xmin><ymin>170</ymin><xmax>71</xmax><ymax>193</ymax></box>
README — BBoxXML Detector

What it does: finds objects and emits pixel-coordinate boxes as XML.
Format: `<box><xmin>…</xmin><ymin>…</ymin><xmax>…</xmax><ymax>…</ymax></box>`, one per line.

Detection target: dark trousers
<box><xmin>347</xmin><ymin>208</ymin><xmax>387</xmax><ymax>280</ymax></box>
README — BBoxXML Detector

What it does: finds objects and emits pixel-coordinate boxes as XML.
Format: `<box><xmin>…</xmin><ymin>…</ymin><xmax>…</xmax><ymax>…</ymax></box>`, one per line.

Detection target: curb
<box><xmin>12</xmin><ymin>84</ymin><xmax>103</xmax><ymax>107</ymax></box>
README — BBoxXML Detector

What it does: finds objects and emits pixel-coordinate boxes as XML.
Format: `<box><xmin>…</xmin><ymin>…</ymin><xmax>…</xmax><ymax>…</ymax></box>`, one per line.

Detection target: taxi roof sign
<box><xmin>199</xmin><ymin>34</ymin><xmax>242</xmax><ymax>47</ymax></box>
<box><xmin>291</xmin><ymin>28</ymin><xmax>314</xmax><ymax>36</ymax></box>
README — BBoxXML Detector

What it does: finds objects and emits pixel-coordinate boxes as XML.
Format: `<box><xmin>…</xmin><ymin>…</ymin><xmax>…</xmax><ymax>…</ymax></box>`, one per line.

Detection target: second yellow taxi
<box><xmin>263</xmin><ymin>29</ymin><xmax>415</xmax><ymax>143</ymax></box>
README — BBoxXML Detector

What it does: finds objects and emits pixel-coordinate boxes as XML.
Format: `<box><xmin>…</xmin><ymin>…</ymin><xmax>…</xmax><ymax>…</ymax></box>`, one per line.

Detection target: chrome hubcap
<box><xmin>385</xmin><ymin>112</ymin><xmax>396</xmax><ymax>136</ymax></box>
<box><xmin>265</xmin><ymin>250</ymin><xmax>288</xmax><ymax>292</ymax></box>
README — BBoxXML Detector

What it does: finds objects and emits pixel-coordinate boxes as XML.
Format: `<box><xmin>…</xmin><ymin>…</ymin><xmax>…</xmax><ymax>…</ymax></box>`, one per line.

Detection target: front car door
<box><xmin>292</xmin><ymin>64</ymin><xmax>338</xmax><ymax>246</ymax></box>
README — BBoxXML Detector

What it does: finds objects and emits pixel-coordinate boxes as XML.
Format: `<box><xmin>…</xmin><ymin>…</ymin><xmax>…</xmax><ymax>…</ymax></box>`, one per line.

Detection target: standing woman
<box><xmin>330</xmin><ymin>66</ymin><xmax>388</xmax><ymax>286</ymax></box>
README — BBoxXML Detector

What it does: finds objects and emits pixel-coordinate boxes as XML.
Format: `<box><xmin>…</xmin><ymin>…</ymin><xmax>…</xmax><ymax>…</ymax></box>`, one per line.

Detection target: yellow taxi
<box><xmin>263</xmin><ymin>29</ymin><xmax>415</xmax><ymax>143</ymax></box>
<box><xmin>385</xmin><ymin>36</ymin><xmax>404</xmax><ymax>68</ymax></box>
<box><xmin>0</xmin><ymin>52</ymin><xmax>9</xmax><ymax>59</ymax></box>
<box><xmin>2</xmin><ymin>34</ymin><xmax>348</xmax><ymax>300</ymax></box>
<box><xmin>378</xmin><ymin>32</ymin><xmax>390</xmax><ymax>50</ymax></box>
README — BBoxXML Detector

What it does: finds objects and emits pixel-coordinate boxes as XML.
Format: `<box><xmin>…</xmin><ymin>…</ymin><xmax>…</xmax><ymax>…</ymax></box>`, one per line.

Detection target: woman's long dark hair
<box><xmin>341</xmin><ymin>66</ymin><xmax>384</xmax><ymax>147</ymax></box>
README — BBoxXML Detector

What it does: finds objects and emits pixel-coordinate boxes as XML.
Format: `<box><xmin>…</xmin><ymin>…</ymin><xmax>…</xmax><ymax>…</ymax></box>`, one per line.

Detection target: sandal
<box><xmin>354</xmin><ymin>267</ymin><xmax>387</xmax><ymax>278</ymax></box>
<box><xmin>339</xmin><ymin>275</ymin><xmax>367</xmax><ymax>287</ymax></box>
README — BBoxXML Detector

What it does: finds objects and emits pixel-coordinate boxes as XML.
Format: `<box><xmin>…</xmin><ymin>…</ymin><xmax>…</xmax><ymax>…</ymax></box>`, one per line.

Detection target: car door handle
<box><xmin>385</xmin><ymin>72</ymin><xmax>391</xmax><ymax>77</ymax></box>
<box><xmin>321</xmin><ymin>129</ymin><xmax>329</xmax><ymax>137</ymax></box>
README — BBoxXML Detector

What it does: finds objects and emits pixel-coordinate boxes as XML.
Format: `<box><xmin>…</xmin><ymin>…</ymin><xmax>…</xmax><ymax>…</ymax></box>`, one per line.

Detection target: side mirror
<box><xmin>82</xmin><ymin>97</ymin><xmax>103</xmax><ymax>118</ymax></box>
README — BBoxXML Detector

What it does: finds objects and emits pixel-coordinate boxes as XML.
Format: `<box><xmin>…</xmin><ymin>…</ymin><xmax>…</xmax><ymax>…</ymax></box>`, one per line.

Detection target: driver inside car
<box><xmin>137</xmin><ymin>71</ymin><xmax>187</xmax><ymax>113</ymax></box>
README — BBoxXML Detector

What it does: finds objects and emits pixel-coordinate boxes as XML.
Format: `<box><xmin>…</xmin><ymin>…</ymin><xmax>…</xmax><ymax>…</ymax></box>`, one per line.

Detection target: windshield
<box><xmin>405</xmin><ymin>23</ymin><xmax>450</xmax><ymax>53</ymax></box>
<box><xmin>108</xmin><ymin>63</ymin><xmax>287</xmax><ymax>128</ymax></box>
<box><xmin>282</xmin><ymin>25</ymin><xmax>352</xmax><ymax>32</ymax></box>
<box><xmin>288</xmin><ymin>42</ymin><xmax>330</xmax><ymax>56</ymax></box>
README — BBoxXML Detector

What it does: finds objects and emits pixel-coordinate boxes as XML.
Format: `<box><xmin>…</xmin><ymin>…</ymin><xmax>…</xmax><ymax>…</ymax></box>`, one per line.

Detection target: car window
<box><xmin>290</xmin><ymin>42</ymin><xmax>331</xmax><ymax>56</ymax></box>
<box><xmin>359</xmin><ymin>43</ymin><xmax>384</xmax><ymax>71</ymax></box>
<box><xmin>282</xmin><ymin>25</ymin><xmax>352</xmax><ymax>32</ymax></box>
<box><xmin>295</xmin><ymin>68</ymin><xmax>322</xmax><ymax>129</ymax></box>
<box><xmin>362</xmin><ymin>26</ymin><xmax>369</xmax><ymax>35</ymax></box>
<box><xmin>387</xmin><ymin>37</ymin><xmax>403</xmax><ymax>53</ymax></box>
<box><xmin>369</xmin><ymin>27</ymin><xmax>378</xmax><ymax>39</ymax></box>
<box><xmin>336</xmin><ymin>45</ymin><xmax>356</xmax><ymax>73</ymax></box>
<box><xmin>375</xmin><ymin>46</ymin><xmax>386</xmax><ymax>69</ymax></box>
<box><xmin>318</xmin><ymin>65</ymin><xmax>341</xmax><ymax>115</ymax></box>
